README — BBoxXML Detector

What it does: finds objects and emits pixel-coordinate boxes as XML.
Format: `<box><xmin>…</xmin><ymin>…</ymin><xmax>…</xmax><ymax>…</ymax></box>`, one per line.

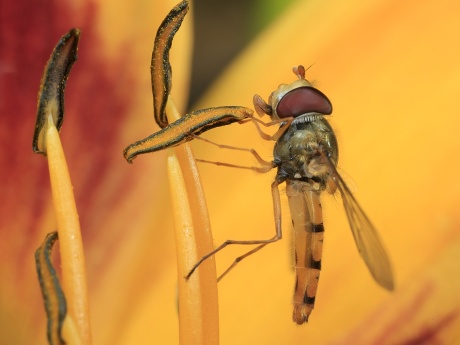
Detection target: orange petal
<box><xmin>194</xmin><ymin>0</ymin><xmax>460</xmax><ymax>343</ymax></box>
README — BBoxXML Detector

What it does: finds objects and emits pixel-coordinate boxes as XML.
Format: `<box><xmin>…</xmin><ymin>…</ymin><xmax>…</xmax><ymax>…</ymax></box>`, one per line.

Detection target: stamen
<box><xmin>33</xmin><ymin>29</ymin><xmax>91</xmax><ymax>344</ymax></box>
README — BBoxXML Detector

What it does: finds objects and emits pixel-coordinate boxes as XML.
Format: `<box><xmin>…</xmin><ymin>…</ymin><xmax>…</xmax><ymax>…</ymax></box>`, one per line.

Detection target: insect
<box><xmin>187</xmin><ymin>65</ymin><xmax>394</xmax><ymax>324</ymax></box>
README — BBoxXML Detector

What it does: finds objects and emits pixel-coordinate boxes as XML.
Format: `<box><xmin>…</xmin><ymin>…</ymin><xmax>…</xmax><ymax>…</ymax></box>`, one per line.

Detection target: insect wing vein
<box><xmin>324</xmin><ymin>154</ymin><xmax>394</xmax><ymax>290</ymax></box>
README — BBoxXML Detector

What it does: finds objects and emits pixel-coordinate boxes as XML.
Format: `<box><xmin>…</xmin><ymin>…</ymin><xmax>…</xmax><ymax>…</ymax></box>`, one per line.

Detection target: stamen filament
<box><xmin>166</xmin><ymin>98</ymin><xmax>219</xmax><ymax>345</ymax></box>
<box><xmin>45</xmin><ymin>114</ymin><xmax>91</xmax><ymax>345</ymax></box>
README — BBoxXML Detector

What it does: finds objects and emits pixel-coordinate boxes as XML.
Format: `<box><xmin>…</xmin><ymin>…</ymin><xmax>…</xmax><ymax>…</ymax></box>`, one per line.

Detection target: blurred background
<box><xmin>189</xmin><ymin>0</ymin><xmax>296</xmax><ymax>105</ymax></box>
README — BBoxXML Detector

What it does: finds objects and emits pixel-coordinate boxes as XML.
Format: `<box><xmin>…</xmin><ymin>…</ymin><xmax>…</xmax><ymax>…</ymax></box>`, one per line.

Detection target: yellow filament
<box><xmin>61</xmin><ymin>315</ymin><xmax>83</xmax><ymax>345</ymax></box>
<box><xmin>166</xmin><ymin>98</ymin><xmax>219</xmax><ymax>345</ymax></box>
<box><xmin>45</xmin><ymin>114</ymin><xmax>92</xmax><ymax>345</ymax></box>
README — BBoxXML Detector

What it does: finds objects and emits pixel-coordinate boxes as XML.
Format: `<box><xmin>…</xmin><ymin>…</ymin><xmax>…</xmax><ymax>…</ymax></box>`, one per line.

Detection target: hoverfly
<box><xmin>187</xmin><ymin>65</ymin><xmax>394</xmax><ymax>324</ymax></box>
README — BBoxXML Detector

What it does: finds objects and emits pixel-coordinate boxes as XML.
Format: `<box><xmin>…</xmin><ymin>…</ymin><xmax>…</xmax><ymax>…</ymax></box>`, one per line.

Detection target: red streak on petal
<box><xmin>372</xmin><ymin>283</ymin><xmax>436</xmax><ymax>344</ymax></box>
<box><xmin>397</xmin><ymin>311</ymin><xmax>458</xmax><ymax>345</ymax></box>
<box><xmin>335</xmin><ymin>281</ymin><xmax>459</xmax><ymax>345</ymax></box>
<box><xmin>1</xmin><ymin>0</ymin><xmax>139</xmax><ymax>341</ymax></box>
<box><xmin>1</xmin><ymin>0</ymin><xmax>81</xmax><ymax>287</ymax></box>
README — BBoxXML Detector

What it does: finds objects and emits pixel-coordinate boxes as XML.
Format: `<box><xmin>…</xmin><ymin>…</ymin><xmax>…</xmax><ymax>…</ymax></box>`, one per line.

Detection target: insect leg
<box><xmin>195</xmin><ymin>159</ymin><xmax>274</xmax><ymax>173</ymax></box>
<box><xmin>216</xmin><ymin>242</ymin><xmax>269</xmax><ymax>282</ymax></box>
<box><xmin>185</xmin><ymin>180</ymin><xmax>283</xmax><ymax>280</ymax></box>
<box><xmin>245</xmin><ymin>116</ymin><xmax>294</xmax><ymax>141</ymax></box>
<box><xmin>192</xmin><ymin>134</ymin><xmax>274</xmax><ymax>170</ymax></box>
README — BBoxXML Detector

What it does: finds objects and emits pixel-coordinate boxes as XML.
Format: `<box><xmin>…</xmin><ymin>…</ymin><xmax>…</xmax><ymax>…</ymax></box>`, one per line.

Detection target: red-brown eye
<box><xmin>276</xmin><ymin>87</ymin><xmax>332</xmax><ymax>118</ymax></box>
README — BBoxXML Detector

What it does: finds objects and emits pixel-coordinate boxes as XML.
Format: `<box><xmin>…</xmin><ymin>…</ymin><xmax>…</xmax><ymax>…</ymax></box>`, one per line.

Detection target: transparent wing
<box><xmin>322</xmin><ymin>152</ymin><xmax>394</xmax><ymax>290</ymax></box>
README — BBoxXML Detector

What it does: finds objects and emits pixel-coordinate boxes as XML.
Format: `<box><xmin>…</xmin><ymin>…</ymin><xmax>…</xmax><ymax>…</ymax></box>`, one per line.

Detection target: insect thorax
<box><xmin>273</xmin><ymin>116</ymin><xmax>338</xmax><ymax>187</ymax></box>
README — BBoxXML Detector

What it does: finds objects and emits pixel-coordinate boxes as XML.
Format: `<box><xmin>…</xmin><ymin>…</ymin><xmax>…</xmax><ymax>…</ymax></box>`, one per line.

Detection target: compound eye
<box><xmin>276</xmin><ymin>86</ymin><xmax>332</xmax><ymax>118</ymax></box>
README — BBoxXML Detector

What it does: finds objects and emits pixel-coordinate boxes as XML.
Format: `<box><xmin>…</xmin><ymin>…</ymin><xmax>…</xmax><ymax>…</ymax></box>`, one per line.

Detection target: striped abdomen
<box><xmin>286</xmin><ymin>180</ymin><xmax>324</xmax><ymax>325</ymax></box>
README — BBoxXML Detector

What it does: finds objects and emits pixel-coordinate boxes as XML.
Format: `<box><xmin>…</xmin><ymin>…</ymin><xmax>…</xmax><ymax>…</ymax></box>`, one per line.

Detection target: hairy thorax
<box><xmin>273</xmin><ymin>116</ymin><xmax>338</xmax><ymax>188</ymax></box>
